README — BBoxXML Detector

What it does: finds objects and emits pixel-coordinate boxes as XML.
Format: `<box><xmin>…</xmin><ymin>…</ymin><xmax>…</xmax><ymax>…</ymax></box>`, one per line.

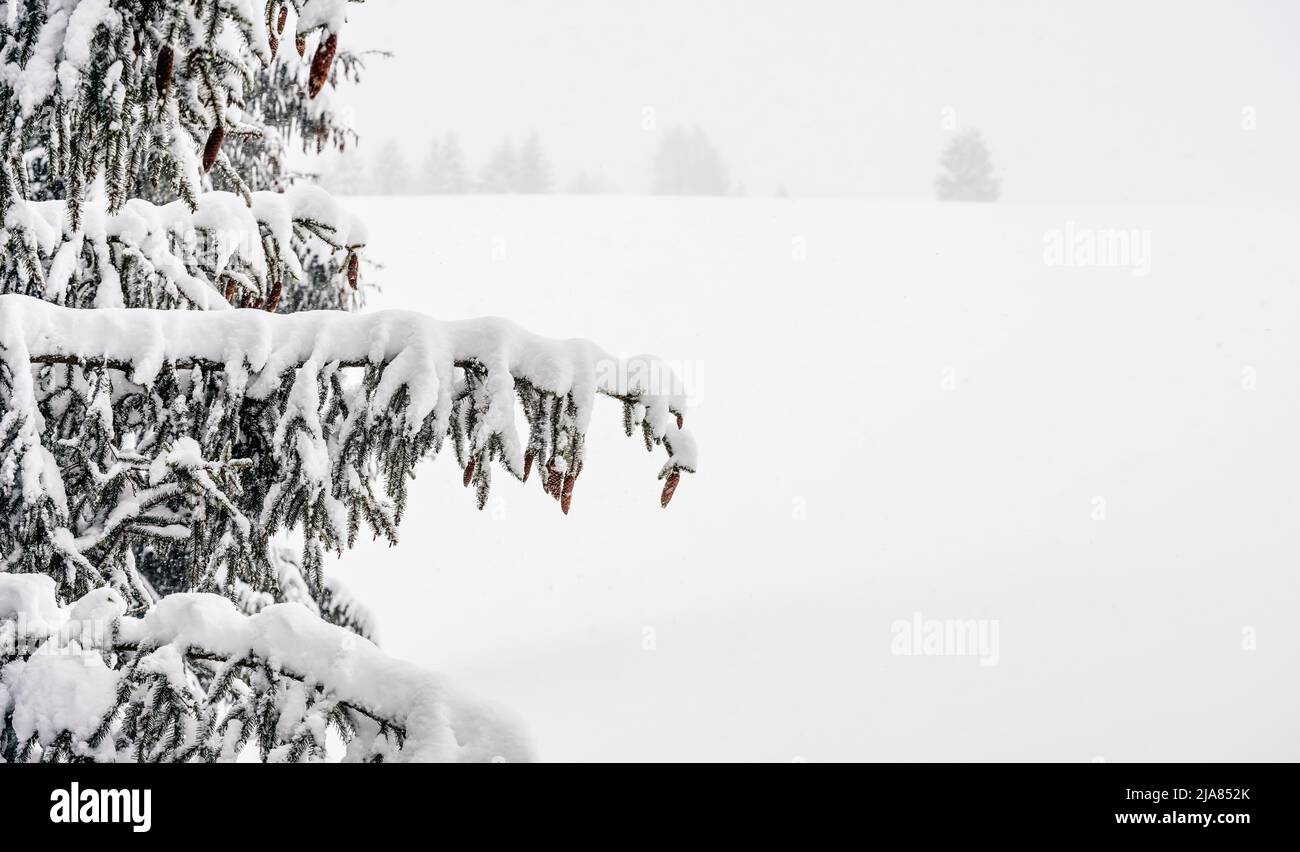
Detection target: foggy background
<box><xmin>328</xmin><ymin>0</ymin><xmax>1300</xmax><ymax>205</ymax></box>
<box><xmin>326</xmin><ymin>1</ymin><xmax>1300</xmax><ymax>760</ymax></box>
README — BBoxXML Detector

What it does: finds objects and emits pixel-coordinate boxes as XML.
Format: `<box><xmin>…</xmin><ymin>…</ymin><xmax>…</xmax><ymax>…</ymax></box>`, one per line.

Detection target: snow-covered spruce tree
<box><xmin>934</xmin><ymin>129</ymin><xmax>1000</xmax><ymax>202</ymax></box>
<box><xmin>0</xmin><ymin>1</ymin><xmax>696</xmax><ymax>762</ymax></box>
<box><xmin>2</xmin><ymin>0</ymin><xmax>376</xmax><ymax>644</ymax></box>
<box><xmin>7</xmin><ymin>0</ymin><xmax>373</xmax><ymax>314</ymax></box>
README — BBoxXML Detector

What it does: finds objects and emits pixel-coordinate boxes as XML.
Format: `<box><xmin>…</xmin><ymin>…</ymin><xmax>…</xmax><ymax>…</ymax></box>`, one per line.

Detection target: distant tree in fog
<box><xmin>652</xmin><ymin>126</ymin><xmax>730</xmax><ymax>196</ymax></box>
<box><xmin>935</xmin><ymin>129</ymin><xmax>1000</xmax><ymax>202</ymax></box>
<box><xmin>516</xmin><ymin>132</ymin><xmax>551</xmax><ymax>194</ymax></box>
<box><xmin>567</xmin><ymin>171</ymin><xmax>609</xmax><ymax>195</ymax></box>
<box><xmin>424</xmin><ymin>132</ymin><xmax>470</xmax><ymax>194</ymax></box>
<box><xmin>373</xmin><ymin>138</ymin><xmax>413</xmax><ymax>195</ymax></box>
<box><xmin>321</xmin><ymin>148</ymin><xmax>370</xmax><ymax>195</ymax></box>
<box><xmin>479</xmin><ymin>138</ymin><xmax>520</xmax><ymax>193</ymax></box>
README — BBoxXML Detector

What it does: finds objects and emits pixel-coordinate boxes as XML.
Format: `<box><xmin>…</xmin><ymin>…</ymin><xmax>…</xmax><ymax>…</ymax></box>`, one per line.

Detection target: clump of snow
<box><xmin>295</xmin><ymin>0</ymin><xmax>351</xmax><ymax>37</ymax></box>
<box><xmin>0</xmin><ymin>573</ymin><xmax>65</xmax><ymax>629</ymax></box>
<box><xmin>0</xmin><ymin>652</ymin><xmax>119</xmax><ymax>758</ymax></box>
<box><xmin>57</xmin><ymin>0</ymin><xmax>119</xmax><ymax>97</ymax></box>
<box><xmin>67</xmin><ymin>586</ymin><xmax>127</xmax><ymax>628</ymax></box>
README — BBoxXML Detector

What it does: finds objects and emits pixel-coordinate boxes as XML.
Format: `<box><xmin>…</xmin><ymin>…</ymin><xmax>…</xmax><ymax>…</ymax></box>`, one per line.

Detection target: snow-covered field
<box><xmin>332</xmin><ymin>195</ymin><xmax>1300</xmax><ymax>761</ymax></box>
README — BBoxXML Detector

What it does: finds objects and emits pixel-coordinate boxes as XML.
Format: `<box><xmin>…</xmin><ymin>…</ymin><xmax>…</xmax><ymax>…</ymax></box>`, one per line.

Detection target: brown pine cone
<box><xmin>660</xmin><ymin>471</ymin><xmax>680</xmax><ymax>508</ymax></box>
<box><xmin>155</xmin><ymin>46</ymin><xmax>174</xmax><ymax>97</ymax></box>
<box><xmin>202</xmin><ymin>125</ymin><xmax>224</xmax><ymax>173</ymax></box>
<box><xmin>307</xmin><ymin>33</ymin><xmax>337</xmax><ymax>98</ymax></box>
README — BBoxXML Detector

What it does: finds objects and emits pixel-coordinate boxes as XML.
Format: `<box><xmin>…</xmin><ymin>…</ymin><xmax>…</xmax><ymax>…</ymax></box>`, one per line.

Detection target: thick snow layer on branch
<box><xmin>0</xmin><ymin>574</ymin><xmax>531</xmax><ymax>762</ymax></box>
<box><xmin>3</xmin><ymin>190</ymin><xmax>366</xmax><ymax>309</ymax></box>
<box><xmin>0</xmin><ymin>652</ymin><xmax>119</xmax><ymax>754</ymax></box>
<box><xmin>118</xmin><ymin>593</ymin><xmax>530</xmax><ymax>762</ymax></box>
<box><xmin>295</xmin><ymin>0</ymin><xmax>351</xmax><ymax>36</ymax></box>
<box><xmin>0</xmin><ymin>293</ymin><xmax>698</xmax><ymax>469</ymax></box>
<box><xmin>0</xmin><ymin>572</ymin><xmax>63</xmax><ymax>629</ymax></box>
<box><xmin>250</xmin><ymin>185</ymin><xmax>365</xmax><ymax>251</ymax></box>
<box><xmin>0</xmin><ymin>293</ymin><xmax>695</xmax><ymax>596</ymax></box>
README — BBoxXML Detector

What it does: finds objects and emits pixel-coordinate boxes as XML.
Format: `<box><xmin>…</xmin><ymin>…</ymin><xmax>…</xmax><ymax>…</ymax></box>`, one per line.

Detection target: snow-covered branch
<box><xmin>0</xmin><ymin>293</ymin><xmax>697</xmax><ymax>606</ymax></box>
<box><xmin>0</xmin><ymin>572</ymin><xmax>529</xmax><ymax>762</ymax></box>
<box><xmin>1</xmin><ymin>187</ymin><xmax>365</xmax><ymax>310</ymax></box>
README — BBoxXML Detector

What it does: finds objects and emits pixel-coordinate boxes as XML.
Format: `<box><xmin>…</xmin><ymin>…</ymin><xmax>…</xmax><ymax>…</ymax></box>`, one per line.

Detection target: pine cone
<box><xmin>546</xmin><ymin>467</ymin><xmax>562</xmax><ymax>500</ymax></box>
<box><xmin>660</xmin><ymin>471</ymin><xmax>680</xmax><ymax>508</ymax></box>
<box><xmin>202</xmin><ymin>125</ymin><xmax>224</xmax><ymax>173</ymax></box>
<box><xmin>307</xmin><ymin>32</ymin><xmax>338</xmax><ymax>98</ymax></box>
<box><xmin>560</xmin><ymin>474</ymin><xmax>575</xmax><ymax>515</ymax></box>
<box><xmin>676</xmin><ymin>413</ymin><xmax>684</xmax><ymax>429</ymax></box>
<box><xmin>296</xmin><ymin>34</ymin><xmax>307</xmax><ymax>57</ymax></box>
<box><xmin>523</xmin><ymin>450</ymin><xmax>534</xmax><ymax>482</ymax></box>
<box><xmin>269</xmin><ymin>33</ymin><xmax>279</xmax><ymax>60</ymax></box>
<box><xmin>278</xmin><ymin>5</ymin><xmax>288</xmax><ymax>34</ymax></box>
<box><xmin>346</xmin><ymin>252</ymin><xmax>359</xmax><ymax>289</ymax></box>
<box><xmin>224</xmin><ymin>279</ymin><xmax>237</xmax><ymax>302</ymax></box>
<box><xmin>155</xmin><ymin>46</ymin><xmax>174</xmax><ymax>97</ymax></box>
<box><xmin>463</xmin><ymin>458</ymin><xmax>476</xmax><ymax>487</ymax></box>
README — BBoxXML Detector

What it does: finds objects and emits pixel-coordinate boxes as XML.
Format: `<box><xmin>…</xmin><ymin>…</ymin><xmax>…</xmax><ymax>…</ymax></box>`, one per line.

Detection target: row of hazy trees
<box><xmin>324</xmin><ymin>126</ymin><xmax>1001</xmax><ymax>200</ymax></box>
<box><xmin>323</xmin><ymin>126</ymin><xmax>736</xmax><ymax>196</ymax></box>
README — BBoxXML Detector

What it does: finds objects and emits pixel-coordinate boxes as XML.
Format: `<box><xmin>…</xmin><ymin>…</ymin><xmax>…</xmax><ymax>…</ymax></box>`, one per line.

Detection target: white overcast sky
<box><xmin>338</xmin><ymin>0</ymin><xmax>1300</xmax><ymax>204</ymax></box>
